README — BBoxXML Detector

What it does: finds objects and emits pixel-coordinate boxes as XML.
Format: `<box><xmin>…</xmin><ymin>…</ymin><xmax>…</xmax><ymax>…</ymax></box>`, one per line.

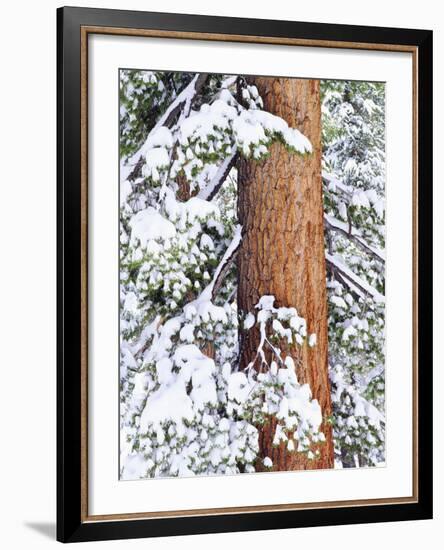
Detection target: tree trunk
<box><xmin>237</xmin><ymin>77</ymin><xmax>334</xmax><ymax>471</ymax></box>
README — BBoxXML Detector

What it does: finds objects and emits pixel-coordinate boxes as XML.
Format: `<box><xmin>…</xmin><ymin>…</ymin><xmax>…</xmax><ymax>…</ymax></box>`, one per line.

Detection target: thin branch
<box><xmin>357</xmin><ymin>365</ymin><xmax>385</xmax><ymax>387</ymax></box>
<box><xmin>210</xmin><ymin>226</ymin><xmax>243</xmax><ymax>301</ymax></box>
<box><xmin>326</xmin><ymin>253</ymin><xmax>385</xmax><ymax>304</ymax></box>
<box><xmin>211</xmin><ymin>246</ymin><xmax>239</xmax><ymax>301</ymax></box>
<box><xmin>332</xmin><ymin>269</ymin><xmax>364</xmax><ymax>303</ymax></box>
<box><xmin>324</xmin><ymin>214</ymin><xmax>385</xmax><ymax>263</ymax></box>
<box><xmin>322</xmin><ymin>172</ymin><xmax>353</xmax><ymax>200</ymax></box>
<box><xmin>197</xmin><ymin>149</ymin><xmax>239</xmax><ymax>201</ymax></box>
<box><xmin>225</xmin><ymin>287</ymin><xmax>237</xmax><ymax>304</ymax></box>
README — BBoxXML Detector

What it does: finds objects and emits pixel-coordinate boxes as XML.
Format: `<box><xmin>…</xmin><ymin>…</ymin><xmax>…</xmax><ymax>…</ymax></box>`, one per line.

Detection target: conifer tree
<box><xmin>119</xmin><ymin>70</ymin><xmax>385</xmax><ymax>478</ymax></box>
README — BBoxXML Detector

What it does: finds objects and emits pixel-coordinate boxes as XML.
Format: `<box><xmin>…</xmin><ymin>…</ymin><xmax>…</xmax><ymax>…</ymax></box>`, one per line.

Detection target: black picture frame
<box><xmin>57</xmin><ymin>5</ymin><xmax>433</xmax><ymax>543</ymax></box>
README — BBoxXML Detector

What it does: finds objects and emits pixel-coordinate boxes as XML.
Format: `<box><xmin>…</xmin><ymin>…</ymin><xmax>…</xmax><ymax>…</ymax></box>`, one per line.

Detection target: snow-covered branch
<box><xmin>326</xmin><ymin>253</ymin><xmax>385</xmax><ymax>304</ymax></box>
<box><xmin>211</xmin><ymin>225</ymin><xmax>242</xmax><ymax>300</ymax></box>
<box><xmin>324</xmin><ymin>214</ymin><xmax>385</xmax><ymax>263</ymax></box>
<box><xmin>183</xmin><ymin>225</ymin><xmax>242</xmax><ymax>303</ymax></box>
<box><xmin>197</xmin><ymin>149</ymin><xmax>238</xmax><ymax>201</ymax></box>
<box><xmin>358</xmin><ymin>364</ymin><xmax>385</xmax><ymax>387</ymax></box>
<box><xmin>322</xmin><ymin>172</ymin><xmax>352</xmax><ymax>200</ymax></box>
<box><xmin>127</xmin><ymin>74</ymin><xmax>209</xmax><ymax>179</ymax></box>
<box><xmin>322</xmin><ymin>171</ymin><xmax>384</xmax><ymax>219</ymax></box>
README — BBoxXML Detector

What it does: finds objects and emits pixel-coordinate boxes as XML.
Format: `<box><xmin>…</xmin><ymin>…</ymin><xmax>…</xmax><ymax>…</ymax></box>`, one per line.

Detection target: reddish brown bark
<box><xmin>201</xmin><ymin>342</ymin><xmax>215</xmax><ymax>359</ymax></box>
<box><xmin>237</xmin><ymin>77</ymin><xmax>334</xmax><ymax>471</ymax></box>
<box><xmin>176</xmin><ymin>172</ymin><xmax>191</xmax><ymax>202</ymax></box>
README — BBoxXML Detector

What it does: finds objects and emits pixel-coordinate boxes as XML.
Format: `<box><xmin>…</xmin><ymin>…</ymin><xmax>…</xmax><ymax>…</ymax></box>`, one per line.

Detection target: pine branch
<box><xmin>197</xmin><ymin>148</ymin><xmax>238</xmax><ymax>201</ymax></box>
<box><xmin>331</xmin><ymin>269</ymin><xmax>363</xmax><ymax>303</ymax></box>
<box><xmin>211</xmin><ymin>240</ymin><xmax>240</xmax><ymax>300</ymax></box>
<box><xmin>322</xmin><ymin>172</ymin><xmax>352</xmax><ymax>200</ymax></box>
<box><xmin>358</xmin><ymin>364</ymin><xmax>385</xmax><ymax>387</ymax></box>
<box><xmin>127</xmin><ymin>73</ymin><xmax>209</xmax><ymax>181</ymax></box>
<box><xmin>209</xmin><ymin>225</ymin><xmax>243</xmax><ymax>301</ymax></box>
<box><xmin>324</xmin><ymin>214</ymin><xmax>385</xmax><ymax>263</ymax></box>
<box><xmin>326</xmin><ymin>252</ymin><xmax>385</xmax><ymax>304</ymax></box>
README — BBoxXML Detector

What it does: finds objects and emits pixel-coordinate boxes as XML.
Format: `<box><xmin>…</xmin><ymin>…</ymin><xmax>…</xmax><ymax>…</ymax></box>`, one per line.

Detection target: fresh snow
<box><xmin>129</xmin><ymin>207</ymin><xmax>176</xmax><ymax>247</ymax></box>
<box><xmin>326</xmin><ymin>252</ymin><xmax>385</xmax><ymax>304</ymax></box>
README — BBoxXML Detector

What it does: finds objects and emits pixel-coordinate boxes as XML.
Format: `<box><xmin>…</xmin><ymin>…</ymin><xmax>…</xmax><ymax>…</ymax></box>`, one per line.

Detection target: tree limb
<box><xmin>326</xmin><ymin>253</ymin><xmax>385</xmax><ymax>304</ymax></box>
<box><xmin>211</xmin><ymin>244</ymin><xmax>239</xmax><ymax>301</ymax></box>
<box><xmin>209</xmin><ymin>225</ymin><xmax>243</xmax><ymax>301</ymax></box>
<box><xmin>324</xmin><ymin>214</ymin><xmax>385</xmax><ymax>263</ymax></box>
<box><xmin>322</xmin><ymin>171</ymin><xmax>352</xmax><ymax>200</ymax></box>
<box><xmin>197</xmin><ymin>149</ymin><xmax>239</xmax><ymax>201</ymax></box>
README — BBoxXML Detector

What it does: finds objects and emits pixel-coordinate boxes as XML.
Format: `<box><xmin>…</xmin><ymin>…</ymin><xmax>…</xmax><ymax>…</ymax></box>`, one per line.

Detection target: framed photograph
<box><xmin>57</xmin><ymin>6</ymin><xmax>432</xmax><ymax>543</ymax></box>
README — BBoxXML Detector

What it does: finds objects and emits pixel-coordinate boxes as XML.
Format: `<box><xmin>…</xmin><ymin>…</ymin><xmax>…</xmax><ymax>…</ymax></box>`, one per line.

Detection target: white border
<box><xmin>88</xmin><ymin>34</ymin><xmax>413</xmax><ymax>516</ymax></box>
